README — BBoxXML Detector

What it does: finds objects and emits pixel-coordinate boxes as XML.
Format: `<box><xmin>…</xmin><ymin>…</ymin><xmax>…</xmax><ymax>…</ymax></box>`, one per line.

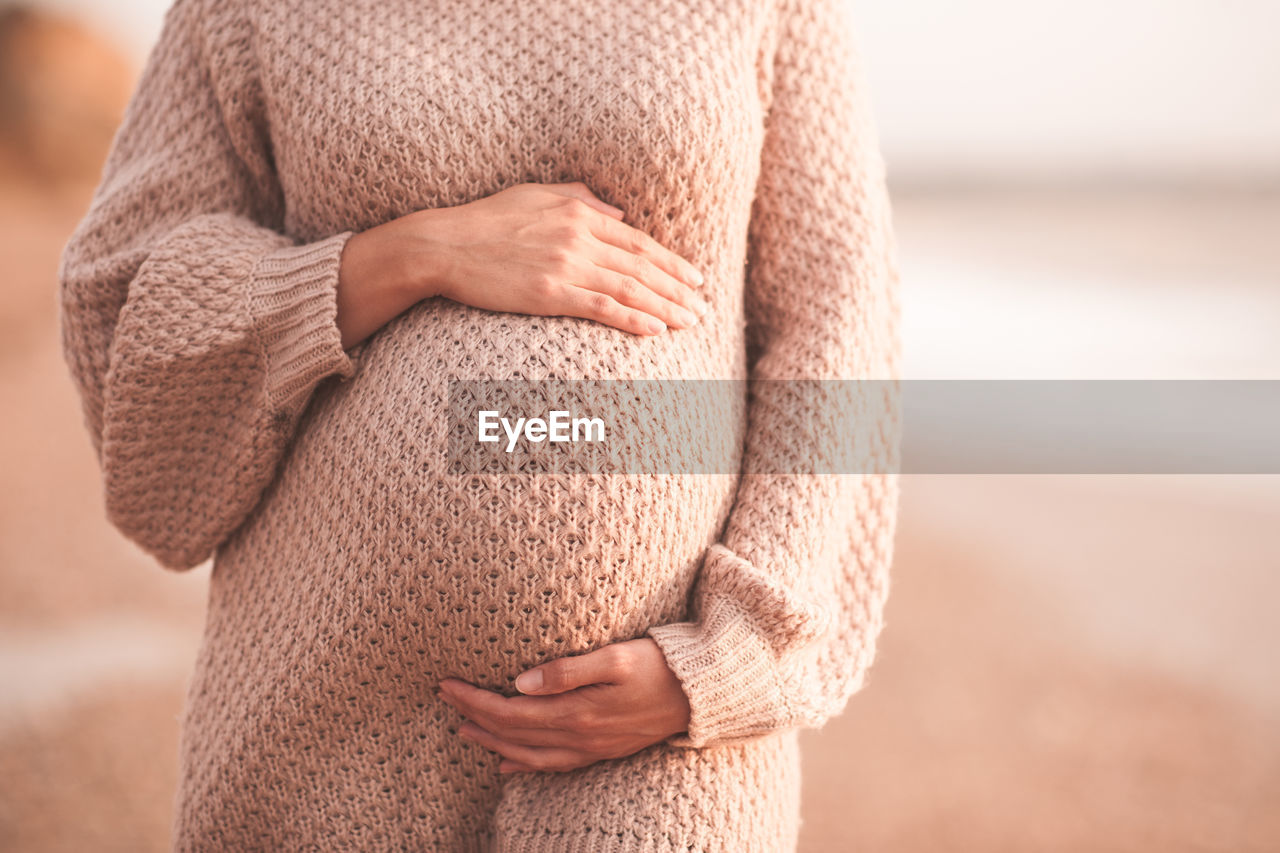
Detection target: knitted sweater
<box><xmin>58</xmin><ymin>0</ymin><xmax>900</xmax><ymax>849</ymax></box>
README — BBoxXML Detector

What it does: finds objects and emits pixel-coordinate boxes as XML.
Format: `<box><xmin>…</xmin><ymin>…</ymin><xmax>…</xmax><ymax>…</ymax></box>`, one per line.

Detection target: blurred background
<box><xmin>0</xmin><ymin>0</ymin><xmax>1276</xmax><ymax>850</ymax></box>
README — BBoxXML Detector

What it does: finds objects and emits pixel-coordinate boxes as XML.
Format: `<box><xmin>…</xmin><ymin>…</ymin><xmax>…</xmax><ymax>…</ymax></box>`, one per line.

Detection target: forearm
<box><xmin>334</xmin><ymin>208</ymin><xmax>456</xmax><ymax>350</ymax></box>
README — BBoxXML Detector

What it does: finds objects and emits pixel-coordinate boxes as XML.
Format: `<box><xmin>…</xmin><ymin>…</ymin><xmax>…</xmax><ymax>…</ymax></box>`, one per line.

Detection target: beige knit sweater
<box><xmin>58</xmin><ymin>0</ymin><xmax>900</xmax><ymax>849</ymax></box>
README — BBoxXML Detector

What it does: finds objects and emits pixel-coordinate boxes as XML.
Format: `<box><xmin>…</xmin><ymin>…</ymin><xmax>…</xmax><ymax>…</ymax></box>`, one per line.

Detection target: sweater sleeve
<box><xmin>645</xmin><ymin>0</ymin><xmax>901</xmax><ymax>749</ymax></box>
<box><xmin>57</xmin><ymin>0</ymin><xmax>359</xmax><ymax>572</ymax></box>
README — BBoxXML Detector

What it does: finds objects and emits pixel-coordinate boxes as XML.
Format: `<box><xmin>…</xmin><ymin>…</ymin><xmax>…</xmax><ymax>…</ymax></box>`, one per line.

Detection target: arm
<box><xmin>57</xmin><ymin>0</ymin><xmax>366</xmax><ymax>571</ymax></box>
<box><xmin>644</xmin><ymin>0</ymin><xmax>902</xmax><ymax>748</ymax></box>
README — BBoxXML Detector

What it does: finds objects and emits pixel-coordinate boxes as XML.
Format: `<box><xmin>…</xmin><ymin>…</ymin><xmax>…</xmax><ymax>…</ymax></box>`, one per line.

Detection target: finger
<box><xmin>590</xmin><ymin>213</ymin><xmax>705</xmax><ymax>289</ymax></box>
<box><xmin>439</xmin><ymin>679</ymin><xmax>567</xmax><ymax>730</ymax></box>
<box><xmin>458</xmin><ymin>719</ymin><xmax>587</xmax><ymax>750</ymax></box>
<box><xmin>450</xmin><ymin>699</ymin><xmax>589</xmax><ymax>748</ymax></box>
<box><xmin>515</xmin><ymin>645</ymin><xmax>626</xmax><ymax>695</ymax></box>
<box><xmin>581</xmin><ymin>265</ymin><xmax>700</xmax><ymax>331</ymax></box>
<box><xmin>587</xmin><ymin>239</ymin><xmax>708</xmax><ymax>326</ymax></box>
<box><xmin>555</xmin><ymin>285</ymin><xmax>667</xmax><ymax>336</ymax></box>
<box><xmin>499</xmin><ymin>760</ymin><xmax>537</xmax><ymax>774</ymax></box>
<box><xmin>543</xmin><ymin>181</ymin><xmax>625</xmax><ymax>219</ymax></box>
<box><xmin>437</xmin><ymin>676</ymin><xmax>563</xmax><ymax>722</ymax></box>
<box><xmin>457</xmin><ymin>721</ymin><xmax>591</xmax><ymax>771</ymax></box>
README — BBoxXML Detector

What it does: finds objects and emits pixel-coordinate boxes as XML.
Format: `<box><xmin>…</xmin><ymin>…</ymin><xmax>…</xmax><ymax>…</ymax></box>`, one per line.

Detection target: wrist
<box><xmin>344</xmin><ymin>208</ymin><xmax>457</xmax><ymax>304</ymax></box>
<box><xmin>390</xmin><ymin>207</ymin><xmax>458</xmax><ymax>302</ymax></box>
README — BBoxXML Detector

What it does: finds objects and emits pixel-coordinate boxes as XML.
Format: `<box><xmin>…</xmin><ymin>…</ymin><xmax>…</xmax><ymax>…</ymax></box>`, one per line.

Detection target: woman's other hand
<box><xmin>437</xmin><ymin>637</ymin><xmax>693</xmax><ymax>773</ymax></box>
<box><xmin>336</xmin><ymin>181</ymin><xmax>708</xmax><ymax>347</ymax></box>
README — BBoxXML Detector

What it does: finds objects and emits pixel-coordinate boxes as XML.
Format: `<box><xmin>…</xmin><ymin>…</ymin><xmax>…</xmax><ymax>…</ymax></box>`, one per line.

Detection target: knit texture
<box><xmin>57</xmin><ymin>0</ymin><xmax>900</xmax><ymax>849</ymax></box>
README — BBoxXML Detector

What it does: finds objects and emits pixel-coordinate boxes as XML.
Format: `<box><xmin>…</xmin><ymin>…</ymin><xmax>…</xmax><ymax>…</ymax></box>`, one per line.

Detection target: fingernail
<box><xmin>679</xmin><ymin>307</ymin><xmax>699</xmax><ymax>327</ymax></box>
<box><xmin>645</xmin><ymin>317</ymin><xmax>667</xmax><ymax>335</ymax></box>
<box><xmin>692</xmin><ymin>298</ymin><xmax>710</xmax><ymax>318</ymax></box>
<box><xmin>515</xmin><ymin>670</ymin><xmax>543</xmax><ymax>693</ymax></box>
<box><xmin>691</xmin><ymin>268</ymin><xmax>706</xmax><ymax>287</ymax></box>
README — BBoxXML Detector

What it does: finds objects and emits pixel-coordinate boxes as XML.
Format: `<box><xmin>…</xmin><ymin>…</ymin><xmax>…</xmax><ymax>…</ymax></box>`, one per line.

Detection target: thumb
<box><xmin>515</xmin><ymin>648</ymin><xmax>615</xmax><ymax>695</ymax></box>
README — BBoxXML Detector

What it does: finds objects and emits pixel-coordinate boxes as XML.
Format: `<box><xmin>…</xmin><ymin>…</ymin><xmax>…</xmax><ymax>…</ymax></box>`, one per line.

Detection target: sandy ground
<box><xmin>1</xmin><ymin>181</ymin><xmax>1278</xmax><ymax>852</ymax></box>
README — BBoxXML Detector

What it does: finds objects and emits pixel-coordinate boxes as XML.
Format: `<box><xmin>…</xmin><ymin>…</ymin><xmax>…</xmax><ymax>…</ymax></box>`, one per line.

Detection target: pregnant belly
<box><xmin>212</xmin><ymin>300</ymin><xmax>745</xmax><ymax>689</ymax></box>
<box><xmin>399</xmin><ymin>471</ymin><xmax>738</xmax><ymax>680</ymax></box>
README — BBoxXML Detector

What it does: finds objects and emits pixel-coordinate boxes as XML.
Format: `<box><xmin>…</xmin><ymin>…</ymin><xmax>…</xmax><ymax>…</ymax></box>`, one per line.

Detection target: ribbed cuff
<box><xmin>248</xmin><ymin>231</ymin><xmax>358</xmax><ymax>419</ymax></box>
<box><xmin>645</xmin><ymin>543</ymin><xmax>834</xmax><ymax>748</ymax></box>
<box><xmin>647</xmin><ymin>598</ymin><xmax>791</xmax><ymax>749</ymax></box>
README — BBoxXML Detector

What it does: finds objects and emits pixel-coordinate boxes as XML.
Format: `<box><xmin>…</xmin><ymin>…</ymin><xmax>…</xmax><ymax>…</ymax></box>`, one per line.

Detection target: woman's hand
<box><xmin>437</xmin><ymin>637</ymin><xmax>692</xmax><ymax>773</ymax></box>
<box><xmin>336</xmin><ymin>181</ymin><xmax>708</xmax><ymax>347</ymax></box>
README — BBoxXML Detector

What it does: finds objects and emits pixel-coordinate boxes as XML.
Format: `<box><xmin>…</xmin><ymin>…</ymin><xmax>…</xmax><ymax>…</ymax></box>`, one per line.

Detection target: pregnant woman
<box><xmin>58</xmin><ymin>0</ymin><xmax>900</xmax><ymax>849</ymax></box>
